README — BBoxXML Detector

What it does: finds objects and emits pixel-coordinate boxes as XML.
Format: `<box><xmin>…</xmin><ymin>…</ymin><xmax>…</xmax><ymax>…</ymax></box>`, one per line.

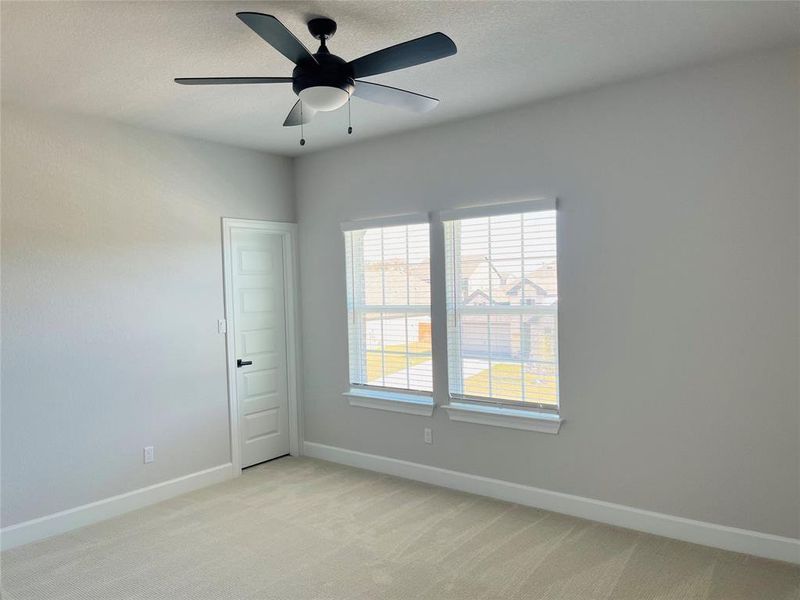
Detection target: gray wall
<box><xmin>0</xmin><ymin>105</ymin><xmax>294</xmax><ymax>526</ymax></box>
<box><xmin>295</xmin><ymin>49</ymin><xmax>800</xmax><ymax>539</ymax></box>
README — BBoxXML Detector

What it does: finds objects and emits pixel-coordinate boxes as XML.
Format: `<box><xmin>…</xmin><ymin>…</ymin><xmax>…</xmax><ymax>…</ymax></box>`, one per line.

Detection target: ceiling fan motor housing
<box><xmin>292</xmin><ymin>53</ymin><xmax>355</xmax><ymax>99</ymax></box>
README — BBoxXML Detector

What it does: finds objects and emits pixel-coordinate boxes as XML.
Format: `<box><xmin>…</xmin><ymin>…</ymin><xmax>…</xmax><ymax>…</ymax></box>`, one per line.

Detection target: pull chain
<box><xmin>299</xmin><ymin>102</ymin><xmax>306</xmax><ymax>146</ymax></box>
<box><xmin>347</xmin><ymin>97</ymin><xmax>352</xmax><ymax>135</ymax></box>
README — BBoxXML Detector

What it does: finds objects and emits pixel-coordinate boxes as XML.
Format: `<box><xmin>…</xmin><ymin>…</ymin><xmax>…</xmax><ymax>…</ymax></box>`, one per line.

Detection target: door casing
<box><xmin>222</xmin><ymin>218</ymin><xmax>302</xmax><ymax>473</ymax></box>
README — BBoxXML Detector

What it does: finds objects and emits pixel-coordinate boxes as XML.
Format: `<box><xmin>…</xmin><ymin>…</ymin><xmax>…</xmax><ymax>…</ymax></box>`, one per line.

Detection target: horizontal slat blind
<box><xmin>444</xmin><ymin>209</ymin><xmax>559</xmax><ymax>410</ymax></box>
<box><xmin>344</xmin><ymin>223</ymin><xmax>432</xmax><ymax>393</ymax></box>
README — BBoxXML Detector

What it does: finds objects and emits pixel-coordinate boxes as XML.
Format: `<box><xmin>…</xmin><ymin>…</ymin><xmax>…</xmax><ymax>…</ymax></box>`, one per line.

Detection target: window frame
<box><xmin>440</xmin><ymin>198</ymin><xmax>561</xmax><ymax>416</ymax></box>
<box><xmin>339</xmin><ymin>200</ymin><xmax>562</xmax><ymax>432</ymax></box>
<box><xmin>341</xmin><ymin>214</ymin><xmax>435</xmax><ymax>414</ymax></box>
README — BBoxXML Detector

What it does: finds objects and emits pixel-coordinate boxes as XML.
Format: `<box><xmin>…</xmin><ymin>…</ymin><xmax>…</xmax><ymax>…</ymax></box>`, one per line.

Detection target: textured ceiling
<box><xmin>2</xmin><ymin>1</ymin><xmax>799</xmax><ymax>156</ymax></box>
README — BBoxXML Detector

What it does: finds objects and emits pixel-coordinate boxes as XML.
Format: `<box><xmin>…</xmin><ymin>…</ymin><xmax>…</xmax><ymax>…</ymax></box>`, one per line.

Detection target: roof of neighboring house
<box><xmin>362</xmin><ymin>257</ymin><xmax>557</xmax><ymax>303</ymax></box>
<box><xmin>465</xmin><ymin>289</ymin><xmax>491</xmax><ymax>304</ymax></box>
<box><xmin>364</xmin><ymin>259</ymin><xmax>431</xmax><ymax>304</ymax></box>
<box><xmin>458</xmin><ymin>256</ymin><xmax>490</xmax><ymax>280</ymax></box>
<box><xmin>460</xmin><ymin>256</ymin><xmax>557</xmax><ymax>294</ymax></box>
<box><xmin>506</xmin><ymin>277</ymin><xmax>549</xmax><ymax>297</ymax></box>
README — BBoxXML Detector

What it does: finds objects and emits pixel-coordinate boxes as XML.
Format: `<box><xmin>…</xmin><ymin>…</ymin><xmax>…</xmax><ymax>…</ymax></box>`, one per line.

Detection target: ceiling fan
<box><xmin>175</xmin><ymin>13</ymin><xmax>457</xmax><ymax>143</ymax></box>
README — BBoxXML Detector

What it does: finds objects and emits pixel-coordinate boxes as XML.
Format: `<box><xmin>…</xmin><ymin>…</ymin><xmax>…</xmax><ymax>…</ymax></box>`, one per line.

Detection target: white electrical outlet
<box><xmin>424</xmin><ymin>428</ymin><xmax>432</xmax><ymax>444</ymax></box>
<box><xmin>143</xmin><ymin>446</ymin><xmax>154</xmax><ymax>464</ymax></box>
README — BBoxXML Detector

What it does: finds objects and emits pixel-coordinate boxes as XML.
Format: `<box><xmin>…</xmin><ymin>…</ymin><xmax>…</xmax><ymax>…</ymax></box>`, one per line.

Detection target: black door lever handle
<box><xmin>237</xmin><ymin>359</ymin><xmax>253</xmax><ymax>368</ymax></box>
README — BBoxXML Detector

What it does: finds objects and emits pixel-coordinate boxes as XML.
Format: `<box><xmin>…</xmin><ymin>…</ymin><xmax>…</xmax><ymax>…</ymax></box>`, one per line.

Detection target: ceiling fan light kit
<box><xmin>298</xmin><ymin>86</ymin><xmax>349</xmax><ymax>112</ymax></box>
<box><xmin>175</xmin><ymin>13</ymin><xmax>457</xmax><ymax>146</ymax></box>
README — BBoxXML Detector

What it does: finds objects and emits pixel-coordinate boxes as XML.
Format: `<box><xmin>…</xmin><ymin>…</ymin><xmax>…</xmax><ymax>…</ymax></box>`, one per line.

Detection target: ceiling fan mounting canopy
<box><xmin>307</xmin><ymin>17</ymin><xmax>337</xmax><ymax>41</ymax></box>
<box><xmin>174</xmin><ymin>12</ymin><xmax>457</xmax><ymax>132</ymax></box>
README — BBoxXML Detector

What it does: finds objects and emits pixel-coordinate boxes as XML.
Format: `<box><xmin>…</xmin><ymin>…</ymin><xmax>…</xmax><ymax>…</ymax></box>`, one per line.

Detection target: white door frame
<box><xmin>222</xmin><ymin>218</ymin><xmax>302</xmax><ymax>474</ymax></box>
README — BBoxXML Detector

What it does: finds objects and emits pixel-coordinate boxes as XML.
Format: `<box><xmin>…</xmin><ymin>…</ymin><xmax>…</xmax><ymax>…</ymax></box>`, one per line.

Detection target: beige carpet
<box><xmin>1</xmin><ymin>457</ymin><xmax>797</xmax><ymax>600</ymax></box>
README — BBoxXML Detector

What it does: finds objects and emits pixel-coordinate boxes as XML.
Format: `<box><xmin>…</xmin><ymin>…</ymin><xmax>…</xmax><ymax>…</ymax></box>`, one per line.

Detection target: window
<box><xmin>343</xmin><ymin>220</ymin><xmax>432</xmax><ymax>397</ymax></box>
<box><xmin>443</xmin><ymin>201</ymin><xmax>559</xmax><ymax>412</ymax></box>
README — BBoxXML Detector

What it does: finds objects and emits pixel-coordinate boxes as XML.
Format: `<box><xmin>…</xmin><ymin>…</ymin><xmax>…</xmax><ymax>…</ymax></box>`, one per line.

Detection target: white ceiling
<box><xmin>2</xmin><ymin>1</ymin><xmax>798</xmax><ymax>157</ymax></box>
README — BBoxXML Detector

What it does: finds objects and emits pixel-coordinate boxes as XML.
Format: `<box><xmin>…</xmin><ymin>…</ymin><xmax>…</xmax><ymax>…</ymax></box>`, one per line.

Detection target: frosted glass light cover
<box><xmin>298</xmin><ymin>86</ymin><xmax>349</xmax><ymax>111</ymax></box>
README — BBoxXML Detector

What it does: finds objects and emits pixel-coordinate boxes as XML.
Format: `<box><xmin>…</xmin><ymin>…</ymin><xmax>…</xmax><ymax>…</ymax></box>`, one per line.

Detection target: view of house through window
<box><xmin>444</xmin><ymin>208</ymin><xmax>559</xmax><ymax>409</ymax></box>
<box><xmin>344</xmin><ymin>222</ymin><xmax>432</xmax><ymax>393</ymax></box>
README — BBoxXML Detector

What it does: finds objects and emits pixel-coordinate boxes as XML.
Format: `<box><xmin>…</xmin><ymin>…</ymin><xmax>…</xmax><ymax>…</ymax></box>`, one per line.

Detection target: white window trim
<box><xmin>442</xmin><ymin>401</ymin><xmax>562</xmax><ymax>434</ymax></box>
<box><xmin>341</xmin><ymin>212</ymin><xmax>429</xmax><ymax>231</ymax></box>
<box><xmin>437</xmin><ymin>197</ymin><xmax>562</xmax><ymax>432</ymax></box>
<box><xmin>344</xmin><ymin>387</ymin><xmax>434</xmax><ymax>416</ymax></box>
<box><xmin>438</xmin><ymin>197</ymin><xmax>556</xmax><ymax>222</ymax></box>
<box><xmin>340</xmin><ymin>199</ymin><xmax>563</xmax><ymax>433</ymax></box>
<box><xmin>342</xmin><ymin>214</ymin><xmax>434</xmax><ymax>413</ymax></box>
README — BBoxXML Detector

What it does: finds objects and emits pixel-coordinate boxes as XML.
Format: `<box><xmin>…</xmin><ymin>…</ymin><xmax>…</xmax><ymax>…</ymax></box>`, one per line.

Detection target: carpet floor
<box><xmin>1</xmin><ymin>457</ymin><xmax>797</xmax><ymax>599</ymax></box>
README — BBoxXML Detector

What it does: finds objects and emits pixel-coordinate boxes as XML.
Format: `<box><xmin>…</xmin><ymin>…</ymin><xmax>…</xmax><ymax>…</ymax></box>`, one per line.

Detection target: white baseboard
<box><xmin>1</xmin><ymin>463</ymin><xmax>235</xmax><ymax>551</ymax></box>
<box><xmin>304</xmin><ymin>442</ymin><xmax>799</xmax><ymax>564</ymax></box>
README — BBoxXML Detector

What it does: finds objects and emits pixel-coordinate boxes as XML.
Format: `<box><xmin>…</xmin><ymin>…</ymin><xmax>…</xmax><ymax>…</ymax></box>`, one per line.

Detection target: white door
<box><xmin>230</xmin><ymin>227</ymin><xmax>290</xmax><ymax>467</ymax></box>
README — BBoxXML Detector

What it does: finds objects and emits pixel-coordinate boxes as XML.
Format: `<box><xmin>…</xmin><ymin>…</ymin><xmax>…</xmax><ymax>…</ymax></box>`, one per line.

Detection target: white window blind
<box><xmin>444</xmin><ymin>206</ymin><xmax>559</xmax><ymax>410</ymax></box>
<box><xmin>344</xmin><ymin>222</ymin><xmax>432</xmax><ymax>393</ymax></box>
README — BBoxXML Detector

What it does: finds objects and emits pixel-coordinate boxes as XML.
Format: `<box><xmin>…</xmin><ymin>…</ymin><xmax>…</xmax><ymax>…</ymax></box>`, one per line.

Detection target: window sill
<box><xmin>443</xmin><ymin>402</ymin><xmax>562</xmax><ymax>434</ymax></box>
<box><xmin>343</xmin><ymin>388</ymin><xmax>435</xmax><ymax>416</ymax></box>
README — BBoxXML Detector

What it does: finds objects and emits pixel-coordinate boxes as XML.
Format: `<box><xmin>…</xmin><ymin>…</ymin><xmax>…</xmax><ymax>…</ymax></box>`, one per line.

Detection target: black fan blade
<box><xmin>349</xmin><ymin>32</ymin><xmax>456</xmax><ymax>78</ymax></box>
<box><xmin>237</xmin><ymin>13</ymin><xmax>318</xmax><ymax>66</ymax></box>
<box><xmin>283</xmin><ymin>100</ymin><xmax>316</xmax><ymax>126</ymax></box>
<box><xmin>353</xmin><ymin>81</ymin><xmax>438</xmax><ymax>112</ymax></box>
<box><xmin>174</xmin><ymin>77</ymin><xmax>293</xmax><ymax>85</ymax></box>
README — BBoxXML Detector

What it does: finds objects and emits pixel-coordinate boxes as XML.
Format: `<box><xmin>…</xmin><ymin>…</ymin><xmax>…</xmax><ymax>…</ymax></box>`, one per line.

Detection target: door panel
<box><xmin>231</xmin><ymin>229</ymin><xmax>290</xmax><ymax>468</ymax></box>
<box><xmin>243</xmin><ymin>409</ymin><xmax>280</xmax><ymax>441</ymax></box>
